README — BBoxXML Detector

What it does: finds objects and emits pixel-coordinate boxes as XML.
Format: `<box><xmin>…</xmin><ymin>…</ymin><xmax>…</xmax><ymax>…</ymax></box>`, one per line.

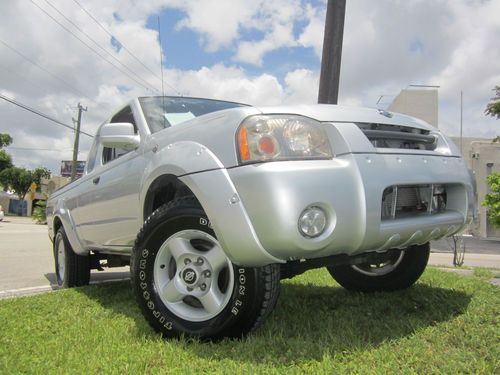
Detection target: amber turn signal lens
<box><xmin>238</xmin><ymin>127</ymin><xmax>250</xmax><ymax>161</ymax></box>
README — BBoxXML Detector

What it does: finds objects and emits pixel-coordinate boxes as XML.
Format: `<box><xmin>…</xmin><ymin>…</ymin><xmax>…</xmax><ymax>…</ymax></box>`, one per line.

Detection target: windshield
<box><xmin>139</xmin><ymin>96</ymin><xmax>247</xmax><ymax>133</ymax></box>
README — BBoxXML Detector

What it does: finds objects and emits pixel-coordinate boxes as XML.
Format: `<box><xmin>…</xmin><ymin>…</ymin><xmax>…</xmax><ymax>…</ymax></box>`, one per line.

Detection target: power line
<box><xmin>29</xmin><ymin>0</ymin><xmax>160</xmax><ymax>94</ymax></box>
<box><xmin>73</xmin><ymin>0</ymin><xmax>160</xmax><ymax>79</ymax></box>
<box><xmin>8</xmin><ymin>147</ymin><xmax>73</xmax><ymax>151</ymax></box>
<box><xmin>0</xmin><ymin>93</ymin><xmax>94</xmax><ymax>138</ymax></box>
<box><xmin>0</xmin><ymin>62</ymin><xmax>50</xmax><ymax>94</ymax></box>
<box><xmin>43</xmin><ymin>0</ymin><xmax>161</xmax><ymax>95</ymax></box>
<box><xmin>0</xmin><ymin>38</ymin><xmax>90</xmax><ymax>99</ymax></box>
<box><xmin>0</xmin><ymin>39</ymin><xmax>109</xmax><ymax>113</ymax></box>
<box><xmin>72</xmin><ymin>0</ymin><xmax>181</xmax><ymax>95</ymax></box>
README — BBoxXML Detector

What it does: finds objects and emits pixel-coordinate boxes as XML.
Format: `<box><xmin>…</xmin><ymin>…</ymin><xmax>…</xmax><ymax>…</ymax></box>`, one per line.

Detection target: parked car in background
<box><xmin>47</xmin><ymin>96</ymin><xmax>475</xmax><ymax>340</ymax></box>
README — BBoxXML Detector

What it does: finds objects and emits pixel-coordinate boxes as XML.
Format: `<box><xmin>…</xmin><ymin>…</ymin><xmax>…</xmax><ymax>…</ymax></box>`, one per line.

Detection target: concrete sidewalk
<box><xmin>429</xmin><ymin>250</ymin><xmax>500</xmax><ymax>286</ymax></box>
<box><xmin>429</xmin><ymin>252</ymin><xmax>500</xmax><ymax>268</ymax></box>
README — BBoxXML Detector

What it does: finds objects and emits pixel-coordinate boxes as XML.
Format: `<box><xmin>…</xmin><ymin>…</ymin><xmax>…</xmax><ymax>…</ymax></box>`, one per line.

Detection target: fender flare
<box><xmin>51</xmin><ymin>198</ymin><xmax>87</xmax><ymax>255</ymax></box>
<box><xmin>140</xmin><ymin>141</ymin><xmax>224</xmax><ymax>220</ymax></box>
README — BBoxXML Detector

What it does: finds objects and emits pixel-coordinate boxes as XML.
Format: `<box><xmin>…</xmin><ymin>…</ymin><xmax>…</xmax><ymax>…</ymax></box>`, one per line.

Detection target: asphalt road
<box><xmin>0</xmin><ymin>216</ymin><xmax>129</xmax><ymax>297</ymax></box>
<box><xmin>0</xmin><ymin>216</ymin><xmax>498</xmax><ymax>297</ymax></box>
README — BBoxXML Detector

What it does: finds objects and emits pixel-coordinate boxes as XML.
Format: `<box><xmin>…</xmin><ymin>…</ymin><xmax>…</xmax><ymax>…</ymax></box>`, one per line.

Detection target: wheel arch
<box><xmin>140</xmin><ymin>140</ymin><xmax>223</xmax><ymax>224</ymax></box>
<box><xmin>142</xmin><ymin>174</ymin><xmax>199</xmax><ymax>223</ymax></box>
<box><xmin>50</xmin><ymin>204</ymin><xmax>86</xmax><ymax>255</ymax></box>
<box><xmin>53</xmin><ymin>215</ymin><xmax>63</xmax><ymax>237</ymax></box>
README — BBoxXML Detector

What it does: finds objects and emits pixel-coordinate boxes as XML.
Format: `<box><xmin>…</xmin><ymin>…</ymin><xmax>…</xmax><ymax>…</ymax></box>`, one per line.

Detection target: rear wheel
<box><xmin>327</xmin><ymin>243</ymin><xmax>430</xmax><ymax>292</ymax></box>
<box><xmin>54</xmin><ymin>227</ymin><xmax>90</xmax><ymax>287</ymax></box>
<box><xmin>131</xmin><ymin>197</ymin><xmax>280</xmax><ymax>340</ymax></box>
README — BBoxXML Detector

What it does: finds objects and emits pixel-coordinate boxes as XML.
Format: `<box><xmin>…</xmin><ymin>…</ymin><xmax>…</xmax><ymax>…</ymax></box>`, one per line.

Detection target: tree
<box><xmin>32</xmin><ymin>167</ymin><xmax>51</xmax><ymax>190</ymax></box>
<box><xmin>0</xmin><ymin>133</ymin><xmax>13</xmax><ymax>175</ymax></box>
<box><xmin>0</xmin><ymin>166</ymin><xmax>51</xmax><ymax>200</ymax></box>
<box><xmin>0</xmin><ymin>133</ymin><xmax>13</xmax><ymax>148</ymax></box>
<box><xmin>485</xmin><ymin>86</ymin><xmax>500</xmax><ymax>119</ymax></box>
<box><xmin>0</xmin><ymin>150</ymin><xmax>12</xmax><ymax>174</ymax></box>
<box><xmin>32</xmin><ymin>199</ymin><xmax>47</xmax><ymax>224</ymax></box>
<box><xmin>483</xmin><ymin>173</ymin><xmax>500</xmax><ymax>229</ymax></box>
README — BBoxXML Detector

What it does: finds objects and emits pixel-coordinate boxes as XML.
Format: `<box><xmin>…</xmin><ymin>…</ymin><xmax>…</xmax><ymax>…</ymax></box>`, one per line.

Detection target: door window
<box><xmin>102</xmin><ymin>106</ymin><xmax>136</xmax><ymax>165</ymax></box>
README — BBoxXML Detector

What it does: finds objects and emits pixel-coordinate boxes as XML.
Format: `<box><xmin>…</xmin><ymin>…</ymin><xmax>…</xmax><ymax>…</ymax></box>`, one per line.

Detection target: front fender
<box><xmin>180</xmin><ymin>169</ymin><xmax>284</xmax><ymax>266</ymax></box>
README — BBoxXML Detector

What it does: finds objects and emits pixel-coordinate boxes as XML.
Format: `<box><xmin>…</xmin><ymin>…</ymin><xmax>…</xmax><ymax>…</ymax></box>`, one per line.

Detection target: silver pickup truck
<box><xmin>47</xmin><ymin>96</ymin><xmax>475</xmax><ymax>340</ymax></box>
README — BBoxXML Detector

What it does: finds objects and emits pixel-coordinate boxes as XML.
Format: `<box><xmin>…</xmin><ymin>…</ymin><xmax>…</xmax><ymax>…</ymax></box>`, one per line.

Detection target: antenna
<box><xmin>158</xmin><ymin>16</ymin><xmax>165</xmax><ymax>98</ymax></box>
<box><xmin>460</xmin><ymin>90</ymin><xmax>463</xmax><ymax>156</ymax></box>
<box><xmin>158</xmin><ymin>16</ymin><xmax>167</xmax><ymax>128</ymax></box>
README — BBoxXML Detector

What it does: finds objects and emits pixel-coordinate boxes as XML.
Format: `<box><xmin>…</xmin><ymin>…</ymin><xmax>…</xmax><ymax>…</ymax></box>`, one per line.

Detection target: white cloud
<box><xmin>283</xmin><ymin>69</ymin><xmax>319</xmax><ymax>104</ymax></box>
<box><xmin>163</xmin><ymin>0</ymin><xmax>305</xmax><ymax>65</ymax></box>
<box><xmin>174</xmin><ymin>0</ymin><xmax>258</xmax><ymax>51</ymax></box>
<box><xmin>335</xmin><ymin>0</ymin><xmax>500</xmax><ymax>138</ymax></box>
<box><xmin>164</xmin><ymin>64</ymin><xmax>285</xmax><ymax>106</ymax></box>
<box><xmin>298</xmin><ymin>3</ymin><xmax>326</xmax><ymax>57</ymax></box>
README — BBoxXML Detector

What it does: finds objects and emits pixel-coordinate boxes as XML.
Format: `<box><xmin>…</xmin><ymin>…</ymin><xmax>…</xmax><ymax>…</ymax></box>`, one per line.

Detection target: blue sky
<box><xmin>147</xmin><ymin>7</ymin><xmax>320</xmax><ymax>86</ymax></box>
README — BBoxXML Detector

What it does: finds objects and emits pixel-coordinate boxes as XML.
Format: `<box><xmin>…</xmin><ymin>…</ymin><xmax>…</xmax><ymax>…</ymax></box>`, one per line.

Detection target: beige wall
<box><xmin>40</xmin><ymin>176</ymin><xmax>70</xmax><ymax>196</ymax></box>
<box><xmin>0</xmin><ymin>195</ymin><xmax>9</xmax><ymax>213</ymax></box>
<box><xmin>388</xmin><ymin>89</ymin><xmax>439</xmax><ymax>127</ymax></box>
<box><xmin>449</xmin><ymin>137</ymin><xmax>500</xmax><ymax>238</ymax></box>
<box><xmin>469</xmin><ymin>142</ymin><xmax>500</xmax><ymax>238</ymax></box>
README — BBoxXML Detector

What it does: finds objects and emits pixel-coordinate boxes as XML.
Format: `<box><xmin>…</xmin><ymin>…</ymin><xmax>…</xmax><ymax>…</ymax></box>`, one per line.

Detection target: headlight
<box><xmin>237</xmin><ymin>115</ymin><xmax>332</xmax><ymax>164</ymax></box>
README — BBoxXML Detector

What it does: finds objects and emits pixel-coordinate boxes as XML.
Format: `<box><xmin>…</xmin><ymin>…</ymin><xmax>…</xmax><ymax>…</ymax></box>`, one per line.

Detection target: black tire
<box><xmin>54</xmin><ymin>227</ymin><xmax>90</xmax><ymax>288</ymax></box>
<box><xmin>131</xmin><ymin>197</ymin><xmax>280</xmax><ymax>340</ymax></box>
<box><xmin>327</xmin><ymin>243</ymin><xmax>430</xmax><ymax>292</ymax></box>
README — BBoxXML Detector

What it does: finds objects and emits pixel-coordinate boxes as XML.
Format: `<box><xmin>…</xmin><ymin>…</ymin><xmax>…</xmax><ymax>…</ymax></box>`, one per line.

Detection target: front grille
<box><xmin>381</xmin><ymin>184</ymin><xmax>447</xmax><ymax>220</ymax></box>
<box><xmin>356</xmin><ymin>123</ymin><xmax>437</xmax><ymax>150</ymax></box>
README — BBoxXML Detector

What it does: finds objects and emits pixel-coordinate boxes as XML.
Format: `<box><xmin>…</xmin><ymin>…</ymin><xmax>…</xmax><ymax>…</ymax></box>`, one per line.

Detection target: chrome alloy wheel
<box><xmin>351</xmin><ymin>251</ymin><xmax>405</xmax><ymax>277</ymax></box>
<box><xmin>56</xmin><ymin>236</ymin><xmax>66</xmax><ymax>282</ymax></box>
<box><xmin>153</xmin><ymin>229</ymin><xmax>234</xmax><ymax>322</ymax></box>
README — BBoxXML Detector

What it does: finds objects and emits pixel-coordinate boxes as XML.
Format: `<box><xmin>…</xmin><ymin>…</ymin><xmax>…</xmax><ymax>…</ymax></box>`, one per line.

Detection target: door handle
<box><xmin>93</xmin><ymin>177</ymin><xmax>100</xmax><ymax>185</ymax></box>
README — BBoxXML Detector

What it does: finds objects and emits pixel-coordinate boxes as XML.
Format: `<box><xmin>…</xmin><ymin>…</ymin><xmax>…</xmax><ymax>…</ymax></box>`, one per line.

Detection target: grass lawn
<box><xmin>0</xmin><ymin>268</ymin><xmax>498</xmax><ymax>374</ymax></box>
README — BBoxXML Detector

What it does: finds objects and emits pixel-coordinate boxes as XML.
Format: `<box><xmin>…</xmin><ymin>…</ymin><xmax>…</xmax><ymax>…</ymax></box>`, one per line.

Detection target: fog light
<box><xmin>298</xmin><ymin>206</ymin><xmax>327</xmax><ymax>238</ymax></box>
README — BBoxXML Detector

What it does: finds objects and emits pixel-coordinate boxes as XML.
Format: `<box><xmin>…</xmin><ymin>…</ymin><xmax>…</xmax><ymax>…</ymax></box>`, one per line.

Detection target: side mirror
<box><xmin>100</xmin><ymin>122</ymin><xmax>140</xmax><ymax>150</ymax></box>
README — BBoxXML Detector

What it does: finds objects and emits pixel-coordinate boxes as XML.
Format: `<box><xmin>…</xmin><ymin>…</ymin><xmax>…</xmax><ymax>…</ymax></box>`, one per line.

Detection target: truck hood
<box><xmin>255</xmin><ymin>104</ymin><xmax>436</xmax><ymax>132</ymax></box>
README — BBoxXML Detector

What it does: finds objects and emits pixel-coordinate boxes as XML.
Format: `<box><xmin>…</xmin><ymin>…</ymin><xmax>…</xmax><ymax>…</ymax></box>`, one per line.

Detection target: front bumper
<box><xmin>183</xmin><ymin>153</ymin><xmax>474</xmax><ymax>266</ymax></box>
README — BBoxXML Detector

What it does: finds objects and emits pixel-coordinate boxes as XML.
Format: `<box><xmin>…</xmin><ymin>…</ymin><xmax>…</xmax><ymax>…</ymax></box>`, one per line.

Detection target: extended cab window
<box><xmin>86</xmin><ymin>135</ymin><xmax>99</xmax><ymax>173</ymax></box>
<box><xmin>102</xmin><ymin>106</ymin><xmax>136</xmax><ymax>165</ymax></box>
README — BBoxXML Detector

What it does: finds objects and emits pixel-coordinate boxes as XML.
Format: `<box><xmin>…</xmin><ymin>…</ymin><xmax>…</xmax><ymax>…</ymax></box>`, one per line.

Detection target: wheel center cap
<box><xmin>181</xmin><ymin>268</ymin><xmax>197</xmax><ymax>285</ymax></box>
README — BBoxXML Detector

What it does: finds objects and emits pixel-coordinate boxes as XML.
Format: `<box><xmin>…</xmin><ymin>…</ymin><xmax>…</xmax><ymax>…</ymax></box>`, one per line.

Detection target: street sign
<box><xmin>30</xmin><ymin>182</ymin><xmax>37</xmax><ymax>200</ymax></box>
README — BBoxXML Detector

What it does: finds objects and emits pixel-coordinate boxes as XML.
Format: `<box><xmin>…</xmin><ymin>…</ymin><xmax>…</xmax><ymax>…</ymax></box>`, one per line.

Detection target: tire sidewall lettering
<box><xmin>199</xmin><ymin>218</ymin><xmax>212</xmax><ymax>228</ymax></box>
<box><xmin>137</xmin><ymin>244</ymin><xmax>176</xmax><ymax>332</ymax></box>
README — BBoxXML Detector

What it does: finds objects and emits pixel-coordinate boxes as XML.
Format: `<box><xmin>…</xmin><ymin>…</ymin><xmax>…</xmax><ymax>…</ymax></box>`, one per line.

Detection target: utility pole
<box><xmin>318</xmin><ymin>0</ymin><xmax>346</xmax><ymax>104</ymax></box>
<box><xmin>71</xmin><ymin>103</ymin><xmax>87</xmax><ymax>181</ymax></box>
<box><xmin>460</xmin><ymin>91</ymin><xmax>463</xmax><ymax>156</ymax></box>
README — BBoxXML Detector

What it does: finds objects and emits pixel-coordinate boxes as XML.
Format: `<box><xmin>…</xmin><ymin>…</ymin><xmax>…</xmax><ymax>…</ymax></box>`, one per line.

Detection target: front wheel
<box><xmin>54</xmin><ymin>227</ymin><xmax>90</xmax><ymax>287</ymax></box>
<box><xmin>327</xmin><ymin>243</ymin><xmax>430</xmax><ymax>292</ymax></box>
<box><xmin>131</xmin><ymin>198</ymin><xmax>280</xmax><ymax>340</ymax></box>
